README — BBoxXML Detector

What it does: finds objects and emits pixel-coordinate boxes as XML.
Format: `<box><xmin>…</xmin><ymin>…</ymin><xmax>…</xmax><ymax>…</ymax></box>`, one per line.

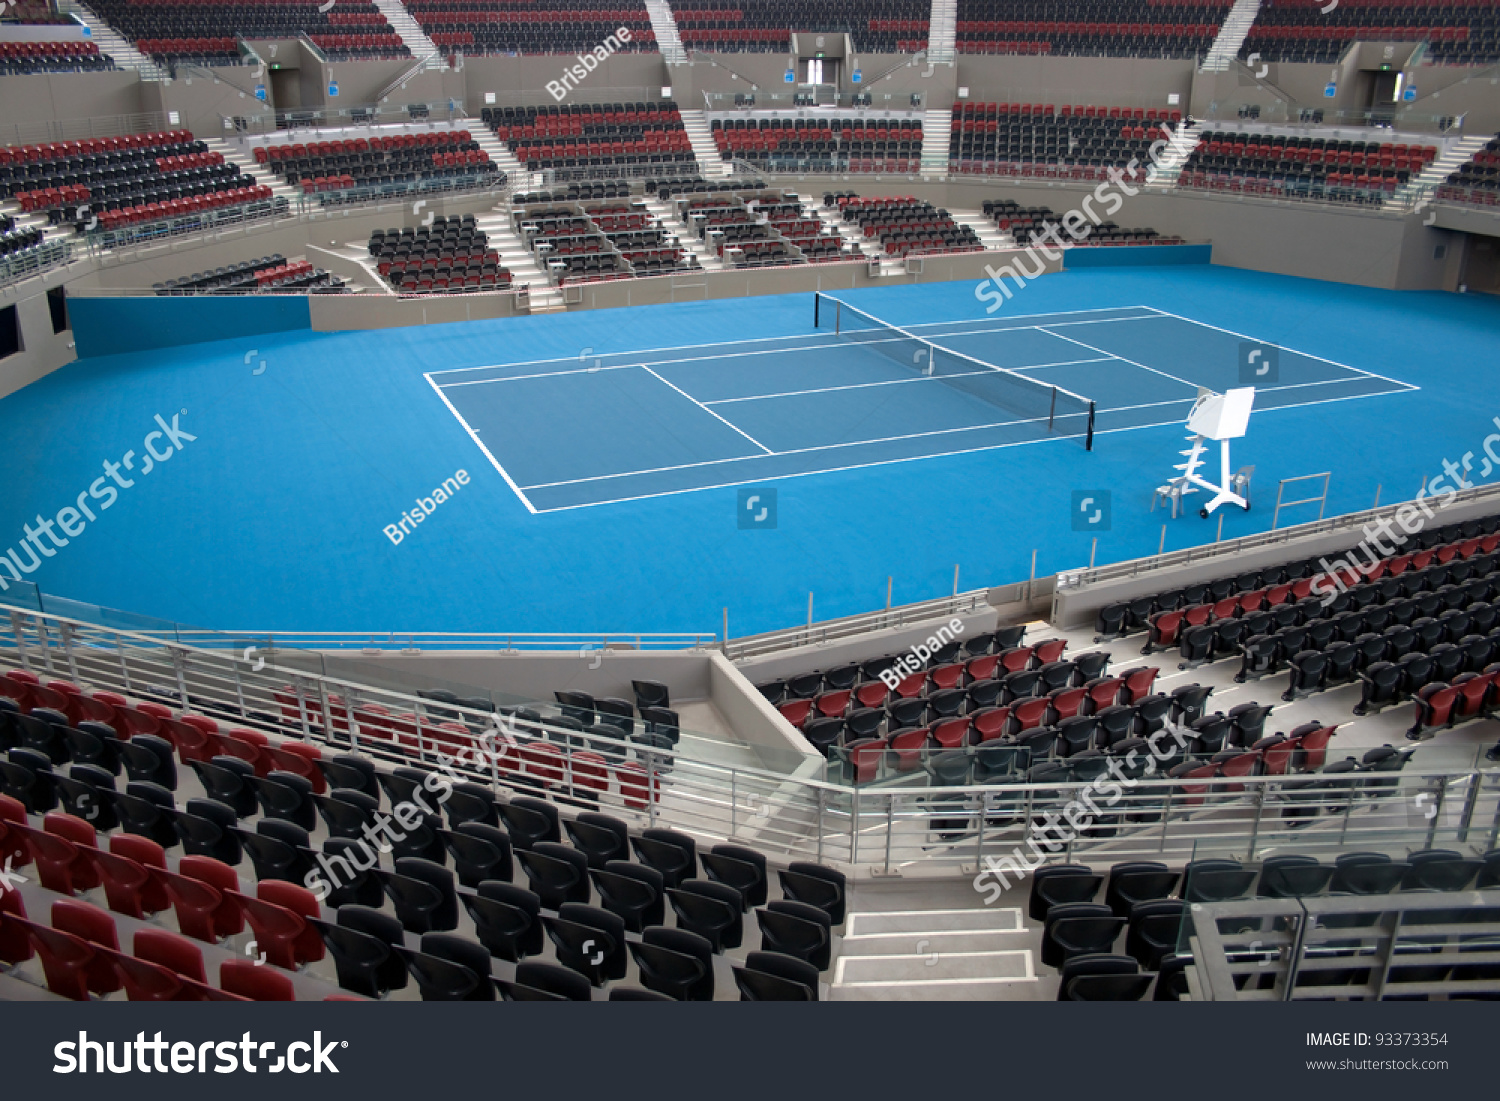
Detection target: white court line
<box><xmin>424</xmin><ymin>304</ymin><xmax>1161</xmax><ymax>378</ymax></box>
<box><xmin>1039</xmin><ymin>324</ymin><xmax>1204</xmax><ymax>392</ymax></box>
<box><xmin>518</xmin><ymin>375</ymin><xmax>1384</xmax><ymax>492</ymax></box>
<box><xmin>421</xmin><ymin>374</ymin><xmax>538</xmax><ymax>515</ymax></box>
<box><xmin>522</xmin><ymin>381</ymin><xmax>1422</xmax><ymax>512</ymax></box>
<box><xmin>701</xmin><ymin>358</ymin><xmax>1115</xmax><ymax>405</ymax></box>
<box><xmin>1141</xmin><ymin>306</ymin><xmax>1421</xmax><ymax>392</ymax></box>
<box><xmin>637</xmin><ymin>364</ymin><xmax>775</xmax><ymax>455</ymax></box>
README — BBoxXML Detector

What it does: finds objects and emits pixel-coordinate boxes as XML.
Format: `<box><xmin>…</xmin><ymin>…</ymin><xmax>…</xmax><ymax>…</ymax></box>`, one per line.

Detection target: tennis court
<box><xmin>426</xmin><ymin>297</ymin><xmax>1418</xmax><ymax>513</ymax></box>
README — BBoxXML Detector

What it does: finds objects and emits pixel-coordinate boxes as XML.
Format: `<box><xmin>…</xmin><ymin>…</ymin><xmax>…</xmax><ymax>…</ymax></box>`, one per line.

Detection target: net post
<box><xmin>1048</xmin><ymin>387</ymin><xmax>1057</xmax><ymax>432</ymax></box>
<box><xmin>814</xmin><ymin>292</ymin><xmax>820</xmax><ymax>329</ymax></box>
<box><xmin>1085</xmin><ymin>401</ymin><xmax>1095</xmax><ymax>451</ymax></box>
<box><xmin>835</xmin><ymin>301</ymin><xmax>841</xmax><ymax>334</ymax></box>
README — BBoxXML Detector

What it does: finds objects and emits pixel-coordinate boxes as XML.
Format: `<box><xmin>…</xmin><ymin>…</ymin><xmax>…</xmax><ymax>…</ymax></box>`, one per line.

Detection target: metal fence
<box><xmin>1188</xmin><ymin>890</ymin><xmax>1500</xmax><ymax>1000</ymax></box>
<box><xmin>5</xmin><ymin>602</ymin><xmax>1496</xmax><ymax>879</ymax></box>
<box><xmin>0</xmin><ymin>238</ymin><xmax>76</xmax><ymax>289</ymax></box>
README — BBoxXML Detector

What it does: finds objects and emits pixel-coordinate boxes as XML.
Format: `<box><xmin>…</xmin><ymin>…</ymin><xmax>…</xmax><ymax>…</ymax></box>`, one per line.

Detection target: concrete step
<box><xmin>678</xmin><ymin>108</ymin><xmax>732</xmax><ymax>178</ymax></box>
<box><xmin>370</xmin><ymin>0</ymin><xmax>442</xmax><ymax>64</ymax></box>
<box><xmin>642</xmin><ymin>194</ymin><xmax>725</xmax><ymax>270</ymax></box>
<box><xmin>474</xmin><ymin>210</ymin><xmax>568</xmax><ymax>311</ymax></box>
<box><xmin>919</xmin><ymin>107</ymin><xmax>951</xmax><ymax>178</ymax></box>
<box><xmin>56</xmin><ymin>0</ymin><xmax>168</xmax><ymax>80</ymax></box>
<box><xmin>1389</xmin><ymin>135</ymin><xmax>1491</xmax><ymax>211</ymax></box>
<box><xmin>644</xmin><ymin>0</ymin><xmax>687</xmax><ymax>63</ymax></box>
<box><xmin>1201</xmin><ymin>0</ymin><xmax>1262</xmax><ymax>72</ymax></box>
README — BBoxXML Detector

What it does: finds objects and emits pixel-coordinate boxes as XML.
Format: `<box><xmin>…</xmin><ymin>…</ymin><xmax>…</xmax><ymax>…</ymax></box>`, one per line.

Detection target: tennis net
<box><xmin>814</xmin><ymin>293</ymin><xmax>1096</xmax><ymax>450</ymax></box>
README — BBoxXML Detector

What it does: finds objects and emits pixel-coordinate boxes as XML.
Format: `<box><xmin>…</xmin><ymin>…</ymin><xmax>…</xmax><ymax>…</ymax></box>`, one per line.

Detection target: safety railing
<box><xmin>290</xmin><ymin>170</ymin><xmax>509</xmax><ymax>215</ymax></box>
<box><xmin>78</xmin><ymin>196</ymin><xmax>291</xmax><ymax>253</ymax></box>
<box><xmin>724</xmin><ymin>587</ymin><xmax>994</xmax><ymax>662</ymax></box>
<box><xmin>1056</xmin><ymin>482</ymin><xmax>1500</xmax><ymax>595</ymax></box>
<box><xmin>4</xmin><ymin>601</ymin><xmax>1498</xmax><ymax>876</ymax></box>
<box><xmin>0</xmin><ymin>238</ymin><xmax>76</xmax><ymax>289</ymax></box>
<box><xmin>222</xmin><ymin>99</ymin><xmax>469</xmax><ymax>137</ymax></box>
<box><xmin>1188</xmin><ymin>890</ymin><xmax>1500</xmax><ymax>1000</ymax></box>
<box><xmin>0</xmin><ymin>111</ymin><xmax>174</xmax><ymax>149</ymax></box>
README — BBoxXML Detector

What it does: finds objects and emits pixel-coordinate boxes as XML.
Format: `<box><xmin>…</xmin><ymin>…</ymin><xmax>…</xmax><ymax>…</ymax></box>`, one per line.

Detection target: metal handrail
<box><xmin>4</xmin><ymin>602</ymin><xmax>1498</xmax><ymax>877</ymax></box>
<box><xmin>1058</xmin><ymin>482</ymin><xmax>1500</xmax><ymax>593</ymax></box>
<box><xmin>0</xmin><ymin>238</ymin><xmax>76</xmax><ymax>289</ymax></box>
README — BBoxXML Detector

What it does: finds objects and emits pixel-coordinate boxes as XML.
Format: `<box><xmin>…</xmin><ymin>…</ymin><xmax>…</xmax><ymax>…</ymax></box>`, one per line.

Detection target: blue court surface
<box><xmin>428</xmin><ymin>303</ymin><xmax>1414</xmax><ymax>512</ymax></box>
<box><xmin>2</xmin><ymin>264</ymin><xmax>1497</xmax><ymax>639</ymax></box>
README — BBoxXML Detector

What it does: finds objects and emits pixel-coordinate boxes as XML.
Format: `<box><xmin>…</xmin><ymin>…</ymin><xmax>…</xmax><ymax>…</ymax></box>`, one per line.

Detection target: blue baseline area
<box><xmin>4</xmin><ymin>265</ymin><xmax>1484</xmax><ymax>642</ymax></box>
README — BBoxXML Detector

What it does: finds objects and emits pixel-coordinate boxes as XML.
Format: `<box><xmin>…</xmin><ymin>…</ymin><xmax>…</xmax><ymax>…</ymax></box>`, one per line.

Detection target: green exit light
<box><xmin>270</xmin><ymin>63</ymin><xmax>280</xmax><ymax>70</ymax></box>
<box><xmin>1380</xmin><ymin>63</ymin><xmax>1391</xmax><ymax>70</ymax></box>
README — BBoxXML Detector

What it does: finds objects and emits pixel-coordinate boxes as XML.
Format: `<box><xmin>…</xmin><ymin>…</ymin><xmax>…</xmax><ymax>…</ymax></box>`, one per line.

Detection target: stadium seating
<box><xmin>1240</xmin><ymin>0</ymin><xmax>1500</xmax><ymax>66</ymax></box>
<box><xmin>409</xmin><ymin>0</ymin><xmax>657</xmax><ymax>55</ymax></box>
<box><xmin>88</xmin><ymin>0</ymin><xmax>408</xmax><ymax>64</ymax></box>
<box><xmin>0</xmin><ymin>222</ymin><xmax>46</xmax><ymax>263</ymax></box>
<box><xmin>252</xmin><ymin>130</ymin><xmax>498</xmax><ymax>200</ymax></box>
<box><xmin>577</xmin><ymin>202</ymin><xmax>703</xmax><ymax>276</ymax></box>
<box><xmin>484</xmin><ymin>102</ymin><xmax>695</xmax><ymax>180</ymax></box>
<box><xmin>1025</xmin><ymin>848</ymin><xmax>1498</xmax><ymax>999</ymax></box>
<box><xmin>676</xmin><ymin>192</ymin><xmax>807</xmax><ymax>267</ymax></box>
<box><xmin>0</xmin><ymin>668</ymin><xmax>848</xmax><ymax>1002</ymax></box>
<box><xmin>948</xmin><ymin>101</ymin><xmax>1182</xmax><ymax>177</ymax></box>
<box><xmin>1437</xmin><ymin>133</ymin><xmax>1500</xmax><ymax>206</ymax></box>
<box><xmin>1179</xmin><ymin>130</ymin><xmax>1438</xmax><ymax>203</ymax></box>
<box><xmin>834</xmin><ymin>195</ymin><xmax>982</xmax><ymax>257</ymax></box>
<box><xmin>0</xmin><ymin>41</ymin><xmax>116</xmax><ymax>75</ymax></box>
<box><xmin>368</xmin><ymin>217</ymin><xmax>513</xmax><ymax>293</ymax></box>
<box><xmin>153</xmin><ymin>254</ymin><xmax>348</xmax><ymax>295</ymax></box>
<box><xmin>987</xmin><ymin>199</ymin><xmax>1183</xmax><ymax>246</ymax></box>
<box><xmin>712</xmin><ymin>117</ymin><xmax>924</xmax><ymax>173</ymax></box>
<box><xmin>1</xmin><ymin>131</ymin><xmax>275</xmax><ymax>235</ymax></box>
<box><xmin>671</xmin><ymin>0</ymin><xmax>931</xmax><ymax>52</ymax></box>
<box><xmin>955</xmin><ymin>0</ymin><xmax>1230</xmax><ymax>57</ymax></box>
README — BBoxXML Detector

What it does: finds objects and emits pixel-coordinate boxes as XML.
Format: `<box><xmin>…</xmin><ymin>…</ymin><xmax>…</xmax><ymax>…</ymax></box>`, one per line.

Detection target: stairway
<box><xmin>204</xmin><ymin>137</ymin><xmax>303</xmax><ymax>210</ymax></box>
<box><xmin>471</xmin><ymin>128</ymin><xmax>534</xmax><ymax>194</ymax></box>
<box><xmin>926</xmin><ymin>0</ymin><xmax>957</xmax><ymax>64</ymax></box>
<box><xmin>1143</xmin><ymin>122</ymin><xmax>1202</xmax><ymax>189</ymax></box>
<box><xmin>642</xmin><ymin>193</ymin><xmax>725</xmax><ymax>270</ymax></box>
<box><xmin>815</xmin><ymin>199</ymin><xmax>896</xmax><ymax>273</ymax></box>
<box><xmin>948</xmin><ymin>209</ymin><xmax>1010</xmax><ymax>252</ymax></box>
<box><xmin>1200</xmin><ymin>0</ymin><xmax>1261</xmax><ymax>72</ymax></box>
<box><xmin>1387</xmin><ymin>135</ymin><xmax>1491</xmax><ymax>212</ymax></box>
<box><xmin>644</xmin><ymin>0</ymin><xmax>687</xmax><ymax>64</ymax></box>
<box><xmin>678</xmin><ymin>108</ymin><xmax>730</xmax><ymax>178</ymax></box>
<box><xmin>473</xmin><ymin>209</ymin><xmax>568</xmax><ymax>312</ymax></box>
<box><xmin>919</xmin><ymin>107</ymin><xmax>952</xmax><ymax>178</ymax></box>
<box><xmin>370</xmin><ymin>0</ymin><xmax>444</xmax><ymax>65</ymax></box>
<box><xmin>56</xmin><ymin>0</ymin><xmax>167</xmax><ymax>80</ymax></box>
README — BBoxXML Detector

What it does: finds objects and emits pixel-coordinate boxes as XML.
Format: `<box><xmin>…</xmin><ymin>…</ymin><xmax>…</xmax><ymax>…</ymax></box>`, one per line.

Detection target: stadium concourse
<box><xmin>1</xmin><ymin>0</ymin><xmax>1500</xmax><ymax>1027</ymax></box>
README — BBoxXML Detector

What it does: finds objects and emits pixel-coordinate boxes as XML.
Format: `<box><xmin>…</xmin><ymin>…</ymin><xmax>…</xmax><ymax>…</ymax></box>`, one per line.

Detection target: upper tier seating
<box><xmin>712</xmin><ymin>117</ymin><xmax>924</xmax><ymax>174</ymax></box>
<box><xmin>1178</xmin><ymin>130</ymin><xmax>1437</xmax><ymax>203</ymax></box>
<box><xmin>1436</xmin><ymin>133</ymin><xmax>1500</xmax><ymax>206</ymax></box>
<box><xmin>88</xmin><ymin>0</ymin><xmax>408</xmax><ymax>64</ymax></box>
<box><xmin>834</xmin><ymin>195</ymin><xmax>982</xmax><ymax>257</ymax></box>
<box><xmin>955</xmin><ymin>0</ymin><xmax>1231</xmax><ymax>57</ymax></box>
<box><xmin>252</xmin><ymin>130</ymin><xmax>500</xmax><ymax>201</ymax></box>
<box><xmin>1</xmin><ymin>131</ymin><xmax>279</xmax><ymax>235</ymax></box>
<box><xmin>483</xmin><ymin>102</ymin><xmax>695</xmax><ymax>181</ymax></box>
<box><xmin>670</xmin><ymin>0</ymin><xmax>931</xmax><ymax>52</ymax></box>
<box><xmin>0</xmin><ymin>41</ymin><xmax>117</xmax><ymax>74</ymax></box>
<box><xmin>949</xmin><ymin>101</ymin><xmax>1183</xmax><ymax>177</ymax></box>
<box><xmin>369</xmin><ymin>216</ymin><xmax>514</xmax><ymax>293</ymax></box>
<box><xmin>409</xmin><ymin>0</ymin><xmax>656</xmax><ymax>54</ymax></box>
<box><xmin>1239</xmin><ymin>0</ymin><xmax>1500</xmax><ymax>66</ymax></box>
